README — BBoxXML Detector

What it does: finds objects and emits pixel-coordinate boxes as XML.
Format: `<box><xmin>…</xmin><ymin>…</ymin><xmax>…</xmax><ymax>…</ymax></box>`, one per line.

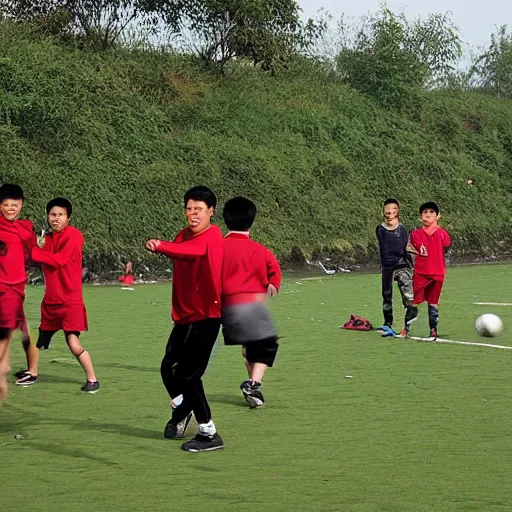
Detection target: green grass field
<box><xmin>2</xmin><ymin>263</ymin><xmax>512</xmax><ymax>512</ymax></box>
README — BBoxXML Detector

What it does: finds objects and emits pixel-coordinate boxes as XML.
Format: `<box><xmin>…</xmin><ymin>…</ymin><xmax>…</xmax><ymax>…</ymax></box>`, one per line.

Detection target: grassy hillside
<box><xmin>1</xmin><ymin>22</ymin><xmax>511</xmax><ymax>273</ymax></box>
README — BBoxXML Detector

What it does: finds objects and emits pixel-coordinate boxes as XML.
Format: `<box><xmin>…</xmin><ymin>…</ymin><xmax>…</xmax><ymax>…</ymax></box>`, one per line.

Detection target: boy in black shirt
<box><xmin>375</xmin><ymin>199</ymin><xmax>417</xmax><ymax>336</ymax></box>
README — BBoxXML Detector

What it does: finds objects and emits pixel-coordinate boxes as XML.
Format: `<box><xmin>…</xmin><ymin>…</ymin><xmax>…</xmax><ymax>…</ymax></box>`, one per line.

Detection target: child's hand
<box><xmin>267</xmin><ymin>284</ymin><xmax>278</xmax><ymax>297</ymax></box>
<box><xmin>146</xmin><ymin>239</ymin><xmax>161</xmax><ymax>253</ymax></box>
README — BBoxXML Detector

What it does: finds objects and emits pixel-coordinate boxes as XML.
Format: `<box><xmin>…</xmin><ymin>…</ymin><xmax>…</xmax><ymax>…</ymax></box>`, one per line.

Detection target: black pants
<box><xmin>160</xmin><ymin>318</ymin><xmax>221</xmax><ymax>425</ymax></box>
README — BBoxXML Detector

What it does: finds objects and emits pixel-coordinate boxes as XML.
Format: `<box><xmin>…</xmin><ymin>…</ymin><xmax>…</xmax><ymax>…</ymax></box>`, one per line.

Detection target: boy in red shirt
<box><xmin>30</xmin><ymin>198</ymin><xmax>100</xmax><ymax>393</ymax></box>
<box><xmin>146</xmin><ymin>186</ymin><xmax>224</xmax><ymax>453</ymax></box>
<box><xmin>0</xmin><ymin>184</ymin><xmax>38</xmax><ymax>400</ymax></box>
<box><xmin>408</xmin><ymin>202</ymin><xmax>451</xmax><ymax>340</ymax></box>
<box><xmin>221</xmin><ymin>197</ymin><xmax>282</xmax><ymax>407</ymax></box>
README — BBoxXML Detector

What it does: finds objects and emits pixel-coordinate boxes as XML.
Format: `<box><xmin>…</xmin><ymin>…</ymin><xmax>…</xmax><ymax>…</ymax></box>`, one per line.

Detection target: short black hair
<box><xmin>383</xmin><ymin>198</ymin><xmax>399</xmax><ymax>208</ymax></box>
<box><xmin>223</xmin><ymin>196</ymin><xmax>257</xmax><ymax>231</ymax></box>
<box><xmin>46</xmin><ymin>197</ymin><xmax>73</xmax><ymax>217</ymax></box>
<box><xmin>0</xmin><ymin>184</ymin><xmax>24</xmax><ymax>201</ymax></box>
<box><xmin>419</xmin><ymin>201</ymin><xmax>439</xmax><ymax>215</ymax></box>
<box><xmin>184</xmin><ymin>186</ymin><xmax>217</xmax><ymax>209</ymax></box>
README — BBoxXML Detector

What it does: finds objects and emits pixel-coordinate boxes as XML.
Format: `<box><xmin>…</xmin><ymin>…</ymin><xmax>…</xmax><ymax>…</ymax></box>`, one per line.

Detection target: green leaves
<box><xmin>470</xmin><ymin>26</ymin><xmax>512</xmax><ymax>99</ymax></box>
<box><xmin>335</xmin><ymin>8</ymin><xmax>462</xmax><ymax>109</ymax></box>
<box><xmin>155</xmin><ymin>0</ymin><xmax>323</xmax><ymax>73</ymax></box>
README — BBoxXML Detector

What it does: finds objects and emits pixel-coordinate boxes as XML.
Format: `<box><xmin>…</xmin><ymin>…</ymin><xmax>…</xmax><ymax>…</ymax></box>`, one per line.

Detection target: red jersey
<box><xmin>409</xmin><ymin>226</ymin><xmax>451</xmax><ymax>276</ymax></box>
<box><xmin>31</xmin><ymin>225</ymin><xmax>85</xmax><ymax>305</ymax></box>
<box><xmin>222</xmin><ymin>232</ymin><xmax>282</xmax><ymax>305</ymax></box>
<box><xmin>155</xmin><ymin>224</ymin><xmax>223</xmax><ymax>325</ymax></box>
<box><xmin>0</xmin><ymin>215</ymin><xmax>35</xmax><ymax>287</ymax></box>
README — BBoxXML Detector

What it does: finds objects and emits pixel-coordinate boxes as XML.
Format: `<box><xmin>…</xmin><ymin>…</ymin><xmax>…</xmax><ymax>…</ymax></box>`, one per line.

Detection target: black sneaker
<box><xmin>242</xmin><ymin>382</ymin><xmax>265</xmax><ymax>408</ymax></box>
<box><xmin>429</xmin><ymin>328</ymin><xmax>438</xmax><ymax>341</ymax></box>
<box><xmin>14</xmin><ymin>369</ymin><xmax>29</xmax><ymax>379</ymax></box>
<box><xmin>36</xmin><ymin>339</ymin><xmax>51</xmax><ymax>350</ymax></box>
<box><xmin>164</xmin><ymin>412</ymin><xmax>193</xmax><ymax>439</ymax></box>
<box><xmin>240</xmin><ymin>379</ymin><xmax>252</xmax><ymax>391</ymax></box>
<box><xmin>81</xmin><ymin>380</ymin><xmax>100</xmax><ymax>393</ymax></box>
<box><xmin>15</xmin><ymin>373</ymin><xmax>37</xmax><ymax>386</ymax></box>
<box><xmin>181</xmin><ymin>433</ymin><xmax>224</xmax><ymax>453</ymax></box>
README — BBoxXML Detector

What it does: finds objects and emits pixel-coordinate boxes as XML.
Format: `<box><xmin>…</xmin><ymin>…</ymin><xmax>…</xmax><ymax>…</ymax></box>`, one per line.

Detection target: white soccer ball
<box><xmin>475</xmin><ymin>314</ymin><xmax>503</xmax><ymax>337</ymax></box>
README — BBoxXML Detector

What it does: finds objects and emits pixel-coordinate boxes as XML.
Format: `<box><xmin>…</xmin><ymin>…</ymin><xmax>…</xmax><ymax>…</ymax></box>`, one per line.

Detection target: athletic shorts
<box><xmin>40</xmin><ymin>302</ymin><xmax>88</xmax><ymax>333</ymax></box>
<box><xmin>0</xmin><ymin>284</ymin><xmax>26</xmax><ymax>330</ymax></box>
<box><xmin>222</xmin><ymin>301</ymin><xmax>278</xmax><ymax>346</ymax></box>
<box><xmin>413</xmin><ymin>274</ymin><xmax>444</xmax><ymax>305</ymax></box>
<box><xmin>243</xmin><ymin>339</ymin><xmax>279</xmax><ymax>367</ymax></box>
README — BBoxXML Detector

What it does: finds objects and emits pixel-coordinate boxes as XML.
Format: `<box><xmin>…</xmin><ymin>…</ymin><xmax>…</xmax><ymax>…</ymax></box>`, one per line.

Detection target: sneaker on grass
<box><xmin>14</xmin><ymin>369</ymin><xmax>29</xmax><ymax>379</ymax></box>
<box><xmin>164</xmin><ymin>412</ymin><xmax>193</xmax><ymax>439</ymax></box>
<box><xmin>242</xmin><ymin>382</ymin><xmax>265</xmax><ymax>408</ymax></box>
<box><xmin>15</xmin><ymin>373</ymin><xmax>37</xmax><ymax>386</ymax></box>
<box><xmin>81</xmin><ymin>380</ymin><xmax>100</xmax><ymax>393</ymax></box>
<box><xmin>181</xmin><ymin>433</ymin><xmax>224</xmax><ymax>453</ymax></box>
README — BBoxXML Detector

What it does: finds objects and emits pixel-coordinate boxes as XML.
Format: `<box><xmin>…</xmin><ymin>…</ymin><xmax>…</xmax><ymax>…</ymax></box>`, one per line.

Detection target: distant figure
<box><xmin>119</xmin><ymin>261</ymin><xmax>135</xmax><ymax>286</ymax></box>
<box><xmin>375</xmin><ymin>199</ymin><xmax>416</xmax><ymax>337</ymax></box>
<box><xmin>408</xmin><ymin>202</ymin><xmax>451</xmax><ymax>340</ymax></box>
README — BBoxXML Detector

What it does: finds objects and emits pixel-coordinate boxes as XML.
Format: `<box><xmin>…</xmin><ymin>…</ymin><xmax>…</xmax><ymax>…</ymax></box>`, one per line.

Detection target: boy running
<box><xmin>408</xmin><ymin>202</ymin><xmax>451</xmax><ymax>340</ymax></box>
<box><xmin>221</xmin><ymin>197</ymin><xmax>282</xmax><ymax>407</ymax></box>
<box><xmin>30</xmin><ymin>198</ymin><xmax>99</xmax><ymax>393</ymax></box>
<box><xmin>0</xmin><ymin>184</ymin><xmax>36</xmax><ymax>400</ymax></box>
<box><xmin>146</xmin><ymin>186</ymin><xmax>224</xmax><ymax>453</ymax></box>
<box><xmin>375</xmin><ymin>199</ymin><xmax>417</xmax><ymax>336</ymax></box>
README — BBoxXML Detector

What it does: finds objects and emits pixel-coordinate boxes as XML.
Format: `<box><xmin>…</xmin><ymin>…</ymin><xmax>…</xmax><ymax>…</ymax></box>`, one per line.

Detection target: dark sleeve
<box><xmin>375</xmin><ymin>225</ymin><xmax>384</xmax><ymax>263</ymax></box>
<box><xmin>375</xmin><ymin>225</ymin><xmax>382</xmax><ymax>248</ymax></box>
<box><xmin>400</xmin><ymin>225</ymin><xmax>409</xmax><ymax>253</ymax></box>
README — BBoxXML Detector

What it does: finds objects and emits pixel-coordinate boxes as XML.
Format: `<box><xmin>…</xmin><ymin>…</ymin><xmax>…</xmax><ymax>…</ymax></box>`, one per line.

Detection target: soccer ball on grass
<box><xmin>475</xmin><ymin>314</ymin><xmax>503</xmax><ymax>337</ymax></box>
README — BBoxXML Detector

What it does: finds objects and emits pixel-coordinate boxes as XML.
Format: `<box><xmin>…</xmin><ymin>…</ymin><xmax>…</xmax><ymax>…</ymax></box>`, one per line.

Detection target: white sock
<box><xmin>172</xmin><ymin>394</ymin><xmax>183</xmax><ymax>408</ymax></box>
<box><xmin>198</xmin><ymin>420</ymin><xmax>216</xmax><ymax>437</ymax></box>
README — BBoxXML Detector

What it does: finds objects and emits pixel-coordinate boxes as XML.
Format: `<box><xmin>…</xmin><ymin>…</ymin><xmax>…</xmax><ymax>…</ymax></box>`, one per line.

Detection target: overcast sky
<box><xmin>298</xmin><ymin>0</ymin><xmax>511</xmax><ymax>50</ymax></box>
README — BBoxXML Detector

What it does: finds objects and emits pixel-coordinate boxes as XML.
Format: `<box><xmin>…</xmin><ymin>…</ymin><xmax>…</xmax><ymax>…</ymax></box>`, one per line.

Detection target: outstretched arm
<box><xmin>146</xmin><ymin>238</ymin><xmax>207</xmax><ymax>259</ymax></box>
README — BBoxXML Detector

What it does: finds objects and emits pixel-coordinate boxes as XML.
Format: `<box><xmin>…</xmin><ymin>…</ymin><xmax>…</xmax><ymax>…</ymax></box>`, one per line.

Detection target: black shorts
<box><xmin>243</xmin><ymin>338</ymin><xmax>279</xmax><ymax>367</ymax></box>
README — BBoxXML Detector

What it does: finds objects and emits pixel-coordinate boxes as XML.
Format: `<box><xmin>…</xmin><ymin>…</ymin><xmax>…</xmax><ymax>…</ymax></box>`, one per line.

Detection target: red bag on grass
<box><xmin>341</xmin><ymin>314</ymin><xmax>373</xmax><ymax>331</ymax></box>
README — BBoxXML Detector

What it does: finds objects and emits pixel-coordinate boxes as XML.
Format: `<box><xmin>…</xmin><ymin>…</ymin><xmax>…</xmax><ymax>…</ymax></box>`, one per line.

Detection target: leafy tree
<box><xmin>469</xmin><ymin>25</ymin><xmax>512</xmax><ymax>98</ymax></box>
<box><xmin>153</xmin><ymin>0</ymin><xmax>323</xmax><ymax>72</ymax></box>
<box><xmin>335</xmin><ymin>7</ymin><xmax>461</xmax><ymax>108</ymax></box>
<box><xmin>0</xmin><ymin>0</ymin><xmax>160</xmax><ymax>49</ymax></box>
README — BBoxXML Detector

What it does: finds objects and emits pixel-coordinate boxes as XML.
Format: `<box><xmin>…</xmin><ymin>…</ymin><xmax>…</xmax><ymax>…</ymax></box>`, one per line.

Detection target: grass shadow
<box><xmin>37</xmin><ymin>374</ymin><xmax>84</xmax><ymax>385</ymax></box>
<box><xmin>19</xmin><ymin>441</ymin><xmax>120</xmax><ymax>466</ymax></box>
<box><xmin>208</xmin><ymin>393</ymin><xmax>247</xmax><ymax>408</ymax></box>
<box><xmin>97</xmin><ymin>362</ymin><xmax>158</xmax><ymax>373</ymax></box>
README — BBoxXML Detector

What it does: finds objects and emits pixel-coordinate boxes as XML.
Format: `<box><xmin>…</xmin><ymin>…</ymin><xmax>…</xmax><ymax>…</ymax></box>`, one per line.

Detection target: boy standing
<box><xmin>146</xmin><ymin>186</ymin><xmax>224</xmax><ymax>453</ymax></box>
<box><xmin>30</xmin><ymin>198</ymin><xmax>100</xmax><ymax>393</ymax></box>
<box><xmin>408</xmin><ymin>202</ymin><xmax>451</xmax><ymax>340</ymax></box>
<box><xmin>375</xmin><ymin>199</ymin><xmax>417</xmax><ymax>336</ymax></box>
<box><xmin>221</xmin><ymin>197</ymin><xmax>282</xmax><ymax>407</ymax></box>
<box><xmin>0</xmin><ymin>184</ymin><xmax>36</xmax><ymax>400</ymax></box>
